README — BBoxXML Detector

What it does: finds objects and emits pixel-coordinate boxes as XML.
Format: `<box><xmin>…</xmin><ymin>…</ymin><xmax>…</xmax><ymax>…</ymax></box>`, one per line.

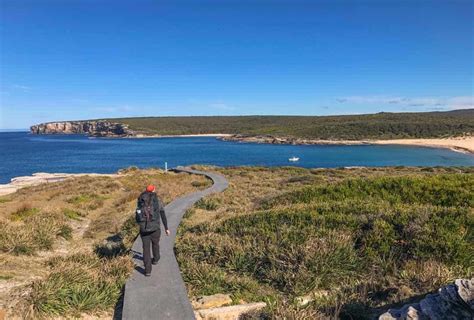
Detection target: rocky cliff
<box><xmin>30</xmin><ymin>121</ymin><xmax>135</xmax><ymax>137</ymax></box>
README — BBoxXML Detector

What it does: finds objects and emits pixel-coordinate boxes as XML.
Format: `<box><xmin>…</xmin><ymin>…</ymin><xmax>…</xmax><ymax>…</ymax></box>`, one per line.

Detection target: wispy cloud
<box><xmin>208</xmin><ymin>102</ymin><xmax>236</xmax><ymax>111</ymax></box>
<box><xmin>11</xmin><ymin>84</ymin><xmax>31</xmax><ymax>92</ymax></box>
<box><xmin>447</xmin><ymin>96</ymin><xmax>474</xmax><ymax>110</ymax></box>
<box><xmin>336</xmin><ymin>95</ymin><xmax>473</xmax><ymax>110</ymax></box>
<box><xmin>94</xmin><ymin>105</ymin><xmax>134</xmax><ymax>113</ymax></box>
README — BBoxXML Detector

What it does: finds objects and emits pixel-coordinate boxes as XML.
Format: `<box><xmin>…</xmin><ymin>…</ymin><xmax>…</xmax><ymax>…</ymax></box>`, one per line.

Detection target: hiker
<box><xmin>136</xmin><ymin>184</ymin><xmax>170</xmax><ymax>276</ymax></box>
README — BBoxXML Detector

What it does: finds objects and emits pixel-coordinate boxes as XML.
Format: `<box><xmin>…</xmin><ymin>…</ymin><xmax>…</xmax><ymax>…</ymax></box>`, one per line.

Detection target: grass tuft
<box><xmin>62</xmin><ymin>208</ymin><xmax>82</xmax><ymax>220</ymax></box>
<box><xmin>0</xmin><ymin>212</ymin><xmax>72</xmax><ymax>255</ymax></box>
<box><xmin>195</xmin><ymin>198</ymin><xmax>220</xmax><ymax>211</ymax></box>
<box><xmin>10</xmin><ymin>204</ymin><xmax>40</xmax><ymax>221</ymax></box>
<box><xmin>29</xmin><ymin>253</ymin><xmax>133</xmax><ymax>316</ymax></box>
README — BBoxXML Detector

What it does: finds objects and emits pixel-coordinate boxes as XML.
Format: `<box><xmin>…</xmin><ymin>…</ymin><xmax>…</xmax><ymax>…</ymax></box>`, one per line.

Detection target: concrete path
<box><xmin>122</xmin><ymin>167</ymin><xmax>229</xmax><ymax>320</ymax></box>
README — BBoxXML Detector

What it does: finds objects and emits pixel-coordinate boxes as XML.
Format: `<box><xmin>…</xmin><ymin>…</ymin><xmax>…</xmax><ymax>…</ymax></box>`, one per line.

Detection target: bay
<box><xmin>0</xmin><ymin>132</ymin><xmax>473</xmax><ymax>184</ymax></box>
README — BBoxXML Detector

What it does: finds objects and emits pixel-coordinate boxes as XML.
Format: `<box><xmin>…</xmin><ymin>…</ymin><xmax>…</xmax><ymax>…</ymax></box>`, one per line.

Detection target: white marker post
<box><xmin>165</xmin><ymin>162</ymin><xmax>168</xmax><ymax>173</ymax></box>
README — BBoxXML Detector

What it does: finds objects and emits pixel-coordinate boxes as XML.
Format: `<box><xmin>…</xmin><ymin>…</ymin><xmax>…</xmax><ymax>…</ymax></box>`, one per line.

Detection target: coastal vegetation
<box><xmin>175</xmin><ymin>166</ymin><xmax>474</xmax><ymax>319</ymax></box>
<box><xmin>1</xmin><ymin>165</ymin><xmax>472</xmax><ymax>318</ymax></box>
<box><xmin>112</xmin><ymin>109</ymin><xmax>474</xmax><ymax>139</ymax></box>
<box><xmin>0</xmin><ymin>169</ymin><xmax>209</xmax><ymax>318</ymax></box>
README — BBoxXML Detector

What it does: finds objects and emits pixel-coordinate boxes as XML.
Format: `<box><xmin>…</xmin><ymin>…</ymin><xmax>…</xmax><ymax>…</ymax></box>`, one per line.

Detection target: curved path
<box><xmin>122</xmin><ymin>167</ymin><xmax>229</xmax><ymax>320</ymax></box>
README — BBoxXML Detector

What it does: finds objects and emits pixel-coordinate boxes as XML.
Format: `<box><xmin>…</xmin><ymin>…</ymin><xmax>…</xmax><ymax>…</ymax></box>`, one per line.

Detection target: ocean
<box><xmin>0</xmin><ymin>132</ymin><xmax>473</xmax><ymax>184</ymax></box>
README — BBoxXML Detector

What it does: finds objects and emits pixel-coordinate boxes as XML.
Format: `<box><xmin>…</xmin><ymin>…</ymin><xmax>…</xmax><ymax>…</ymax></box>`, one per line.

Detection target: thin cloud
<box><xmin>94</xmin><ymin>105</ymin><xmax>134</xmax><ymax>113</ymax></box>
<box><xmin>209</xmin><ymin>102</ymin><xmax>236</xmax><ymax>111</ymax></box>
<box><xmin>447</xmin><ymin>96</ymin><xmax>474</xmax><ymax>109</ymax></box>
<box><xmin>12</xmin><ymin>84</ymin><xmax>31</xmax><ymax>92</ymax></box>
<box><xmin>336</xmin><ymin>95</ymin><xmax>473</xmax><ymax>110</ymax></box>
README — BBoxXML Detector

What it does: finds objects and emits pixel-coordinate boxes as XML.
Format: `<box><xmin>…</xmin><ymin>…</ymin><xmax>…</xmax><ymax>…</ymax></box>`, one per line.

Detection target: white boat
<box><xmin>288</xmin><ymin>156</ymin><xmax>300</xmax><ymax>162</ymax></box>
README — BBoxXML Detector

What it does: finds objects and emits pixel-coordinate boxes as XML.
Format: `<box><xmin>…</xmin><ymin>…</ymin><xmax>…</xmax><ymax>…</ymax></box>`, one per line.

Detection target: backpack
<box><xmin>136</xmin><ymin>192</ymin><xmax>160</xmax><ymax>233</ymax></box>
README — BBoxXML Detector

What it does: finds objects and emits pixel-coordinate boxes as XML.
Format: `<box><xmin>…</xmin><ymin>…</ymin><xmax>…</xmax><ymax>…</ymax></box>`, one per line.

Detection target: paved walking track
<box><xmin>122</xmin><ymin>167</ymin><xmax>229</xmax><ymax>320</ymax></box>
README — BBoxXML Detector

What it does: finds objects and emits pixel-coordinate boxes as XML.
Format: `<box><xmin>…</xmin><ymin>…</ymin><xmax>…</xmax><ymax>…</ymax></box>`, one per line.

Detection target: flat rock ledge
<box><xmin>221</xmin><ymin>134</ymin><xmax>372</xmax><ymax>146</ymax></box>
<box><xmin>194</xmin><ymin>302</ymin><xmax>267</xmax><ymax>320</ymax></box>
<box><xmin>192</xmin><ymin>294</ymin><xmax>233</xmax><ymax>310</ymax></box>
<box><xmin>192</xmin><ymin>294</ymin><xmax>266</xmax><ymax>320</ymax></box>
<box><xmin>379</xmin><ymin>278</ymin><xmax>474</xmax><ymax>320</ymax></box>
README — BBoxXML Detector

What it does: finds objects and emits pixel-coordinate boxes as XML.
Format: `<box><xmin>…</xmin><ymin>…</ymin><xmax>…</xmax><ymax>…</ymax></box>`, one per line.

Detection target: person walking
<box><xmin>136</xmin><ymin>184</ymin><xmax>170</xmax><ymax>276</ymax></box>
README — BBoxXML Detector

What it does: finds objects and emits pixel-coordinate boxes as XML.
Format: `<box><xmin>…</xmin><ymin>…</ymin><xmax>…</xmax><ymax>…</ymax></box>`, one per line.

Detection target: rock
<box><xmin>457</xmin><ymin>279</ymin><xmax>474</xmax><ymax>309</ymax></box>
<box><xmin>295</xmin><ymin>295</ymin><xmax>313</xmax><ymax>307</ymax></box>
<box><xmin>194</xmin><ymin>302</ymin><xmax>266</xmax><ymax>320</ymax></box>
<box><xmin>192</xmin><ymin>293</ymin><xmax>233</xmax><ymax>310</ymax></box>
<box><xmin>220</xmin><ymin>134</ymin><xmax>369</xmax><ymax>146</ymax></box>
<box><xmin>30</xmin><ymin>120</ymin><xmax>135</xmax><ymax>137</ymax></box>
<box><xmin>378</xmin><ymin>278</ymin><xmax>474</xmax><ymax>320</ymax></box>
<box><xmin>295</xmin><ymin>290</ymin><xmax>330</xmax><ymax>306</ymax></box>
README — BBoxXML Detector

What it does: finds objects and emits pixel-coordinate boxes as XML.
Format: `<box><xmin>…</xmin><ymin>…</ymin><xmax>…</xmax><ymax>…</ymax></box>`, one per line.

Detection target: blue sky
<box><xmin>0</xmin><ymin>0</ymin><xmax>473</xmax><ymax>129</ymax></box>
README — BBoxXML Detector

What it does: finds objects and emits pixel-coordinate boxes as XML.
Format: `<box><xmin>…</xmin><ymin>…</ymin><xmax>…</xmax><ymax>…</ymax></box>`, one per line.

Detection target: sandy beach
<box><xmin>372</xmin><ymin>137</ymin><xmax>474</xmax><ymax>154</ymax></box>
<box><xmin>221</xmin><ymin>134</ymin><xmax>474</xmax><ymax>154</ymax></box>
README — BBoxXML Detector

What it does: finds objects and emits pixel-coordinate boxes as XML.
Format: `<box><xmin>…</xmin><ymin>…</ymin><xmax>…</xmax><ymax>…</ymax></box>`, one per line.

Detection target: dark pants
<box><xmin>140</xmin><ymin>229</ymin><xmax>161</xmax><ymax>274</ymax></box>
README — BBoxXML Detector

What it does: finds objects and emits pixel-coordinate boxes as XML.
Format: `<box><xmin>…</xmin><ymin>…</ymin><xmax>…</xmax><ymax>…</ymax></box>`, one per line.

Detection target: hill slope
<box><xmin>111</xmin><ymin>109</ymin><xmax>474</xmax><ymax>140</ymax></box>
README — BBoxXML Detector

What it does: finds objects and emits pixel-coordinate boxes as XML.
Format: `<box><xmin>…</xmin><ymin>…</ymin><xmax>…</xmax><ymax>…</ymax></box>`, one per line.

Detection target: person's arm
<box><xmin>160</xmin><ymin>201</ymin><xmax>170</xmax><ymax>234</ymax></box>
<box><xmin>157</xmin><ymin>197</ymin><xmax>170</xmax><ymax>235</ymax></box>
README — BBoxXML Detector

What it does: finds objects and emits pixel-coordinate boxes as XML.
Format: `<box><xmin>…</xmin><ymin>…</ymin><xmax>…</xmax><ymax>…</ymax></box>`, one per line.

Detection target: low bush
<box><xmin>0</xmin><ymin>197</ymin><xmax>11</xmax><ymax>203</ymax></box>
<box><xmin>62</xmin><ymin>208</ymin><xmax>83</xmax><ymax>220</ymax></box>
<box><xmin>0</xmin><ymin>212</ymin><xmax>71</xmax><ymax>255</ymax></box>
<box><xmin>262</xmin><ymin>174</ymin><xmax>473</xmax><ymax>209</ymax></box>
<box><xmin>10</xmin><ymin>204</ymin><xmax>39</xmax><ymax>221</ymax></box>
<box><xmin>195</xmin><ymin>198</ymin><xmax>220</xmax><ymax>211</ymax></box>
<box><xmin>67</xmin><ymin>193</ymin><xmax>107</xmax><ymax>210</ymax></box>
<box><xmin>29</xmin><ymin>253</ymin><xmax>133</xmax><ymax>316</ymax></box>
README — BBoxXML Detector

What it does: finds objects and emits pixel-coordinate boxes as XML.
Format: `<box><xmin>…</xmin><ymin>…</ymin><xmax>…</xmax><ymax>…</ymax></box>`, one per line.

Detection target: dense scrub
<box><xmin>112</xmin><ymin>109</ymin><xmax>474</xmax><ymax>139</ymax></box>
<box><xmin>261</xmin><ymin>174</ymin><xmax>474</xmax><ymax>208</ymax></box>
<box><xmin>176</xmin><ymin>168</ymin><xmax>474</xmax><ymax>319</ymax></box>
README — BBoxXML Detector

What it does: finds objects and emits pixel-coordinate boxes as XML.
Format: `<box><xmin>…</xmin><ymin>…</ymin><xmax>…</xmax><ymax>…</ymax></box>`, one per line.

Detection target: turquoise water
<box><xmin>0</xmin><ymin>132</ymin><xmax>473</xmax><ymax>183</ymax></box>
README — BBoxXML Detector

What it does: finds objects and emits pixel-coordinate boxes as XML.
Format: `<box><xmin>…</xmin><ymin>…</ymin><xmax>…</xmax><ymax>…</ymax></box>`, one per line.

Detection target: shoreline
<box><xmin>27</xmin><ymin>130</ymin><xmax>473</xmax><ymax>154</ymax></box>
<box><xmin>130</xmin><ymin>133</ymin><xmax>233</xmax><ymax>138</ymax></box>
<box><xmin>371</xmin><ymin>138</ymin><xmax>473</xmax><ymax>155</ymax></box>
<box><xmin>0</xmin><ymin>172</ymin><xmax>119</xmax><ymax>197</ymax></box>
<box><xmin>220</xmin><ymin>135</ymin><xmax>474</xmax><ymax>154</ymax></box>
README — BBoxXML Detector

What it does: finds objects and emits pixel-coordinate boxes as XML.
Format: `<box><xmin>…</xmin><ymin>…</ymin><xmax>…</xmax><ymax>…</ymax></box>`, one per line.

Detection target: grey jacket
<box><xmin>136</xmin><ymin>191</ymin><xmax>168</xmax><ymax>233</ymax></box>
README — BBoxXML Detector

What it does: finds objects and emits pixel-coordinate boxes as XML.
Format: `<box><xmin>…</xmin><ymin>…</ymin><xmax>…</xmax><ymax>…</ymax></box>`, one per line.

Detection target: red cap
<box><xmin>146</xmin><ymin>185</ymin><xmax>155</xmax><ymax>192</ymax></box>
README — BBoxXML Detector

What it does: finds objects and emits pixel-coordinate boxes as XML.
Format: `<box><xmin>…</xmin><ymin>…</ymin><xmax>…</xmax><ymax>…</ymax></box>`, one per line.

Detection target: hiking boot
<box><xmin>145</xmin><ymin>272</ymin><xmax>151</xmax><ymax>277</ymax></box>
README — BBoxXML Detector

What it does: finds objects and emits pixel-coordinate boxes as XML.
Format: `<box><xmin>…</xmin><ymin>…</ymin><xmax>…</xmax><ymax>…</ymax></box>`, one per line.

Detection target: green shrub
<box><xmin>192</xmin><ymin>180</ymin><xmax>211</xmax><ymax>188</ymax></box>
<box><xmin>262</xmin><ymin>174</ymin><xmax>473</xmax><ymax>209</ymax></box>
<box><xmin>195</xmin><ymin>198</ymin><xmax>220</xmax><ymax>211</ymax></box>
<box><xmin>67</xmin><ymin>193</ymin><xmax>107</xmax><ymax>210</ymax></box>
<box><xmin>62</xmin><ymin>208</ymin><xmax>82</xmax><ymax>220</ymax></box>
<box><xmin>29</xmin><ymin>253</ymin><xmax>133</xmax><ymax>316</ymax></box>
<box><xmin>57</xmin><ymin>225</ymin><xmax>73</xmax><ymax>240</ymax></box>
<box><xmin>0</xmin><ymin>212</ymin><xmax>72</xmax><ymax>255</ymax></box>
<box><xmin>0</xmin><ymin>197</ymin><xmax>11</xmax><ymax>203</ymax></box>
<box><xmin>10</xmin><ymin>205</ymin><xmax>40</xmax><ymax>221</ymax></box>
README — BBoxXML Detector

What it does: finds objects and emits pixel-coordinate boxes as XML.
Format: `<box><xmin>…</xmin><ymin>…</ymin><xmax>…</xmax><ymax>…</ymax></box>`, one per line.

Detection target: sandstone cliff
<box><xmin>30</xmin><ymin>121</ymin><xmax>135</xmax><ymax>137</ymax></box>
